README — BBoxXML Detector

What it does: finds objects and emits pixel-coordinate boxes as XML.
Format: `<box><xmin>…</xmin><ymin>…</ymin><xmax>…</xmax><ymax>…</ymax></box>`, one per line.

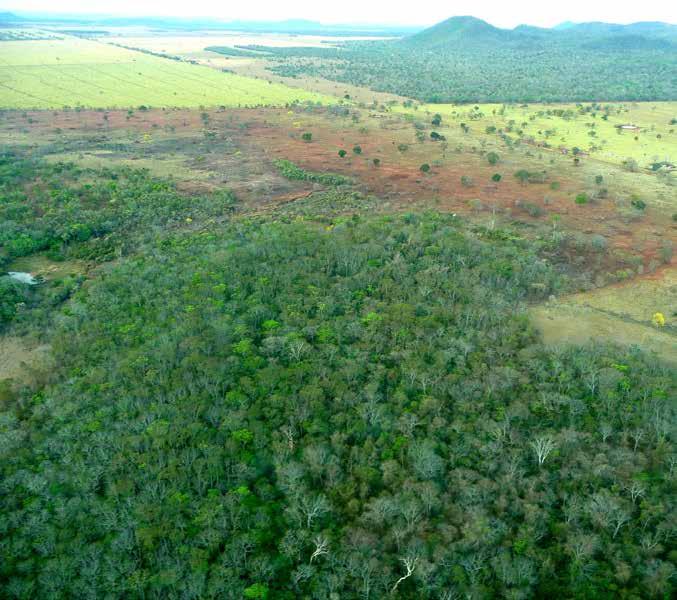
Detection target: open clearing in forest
<box><xmin>0</xmin><ymin>38</ymin><xmax>336</xmax><ymax>109</ymax></box>
<box><xmin>531</xmin><ymin>267</ymin><xmax>677</xmax><ymax>362</ymax></box>
<box><xmin>0</xmin><ymin>336</ymin><xmax>51</xmax><ymax>385</ymax></box>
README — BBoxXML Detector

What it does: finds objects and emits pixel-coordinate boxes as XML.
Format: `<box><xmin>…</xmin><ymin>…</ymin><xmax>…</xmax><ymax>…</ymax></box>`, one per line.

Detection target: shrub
<box><xmin>487</xmin><ymin>152</ymin><xmax>500</xmax><ymax>165</ymax></box>
<box><xmin>352</xmin><ymin>145</ymin><xmax>362</xmax><ymax>155</ymax></box>
<box><xmin>492</xmin><ymin>173</ymin><xmax>502</xmax><ymax>182</ymax></box>
<box><xmin>338</xmin><ymin>149</ymin><xmax>347</xmax><ymax>158</ymax></box>
<box><xmin>301</xmin><ymin>132</ymin><xmax>312</xmax><ymax>142</ymax></box>
<box><xmin>515</xmin><ymin>169</ymin><xmax>531</xmax><ymax>185</ymax></box>
<box><xmin>575</xmin><ymin>193</ymin><xmax>588</xmax><ymax>205</ymax></box>
<box><xmin>623</xmin><ymin>158</ymin><xmax>639</xmax><ymax>172</ymax></box>
<box><xmin>0</xmin><ymin>278</ymin><xmax>26</xmax><ymax>330</ymax></box>
<box><xmin>659</xmin><ymin>241</ymin><xmax>673</xmax><ymax>264</ymax></box>
<box><xmin>274</xmin><ymin>159</ymin><xmax>351</xmax><ymax>186</ymax></box>
<box><xmin>590</xmin><ymin>234</ymin><xmax>607</xmax><ymax>251</ymax></box>
<box><xmin>244</xmin><ymin>583</ymin><xmax>269</xmax><ymax>599</ymax></box>
<box><xmin>524</xmin><ymin>202</ymin><xmax>544</xmax><ymax>217</ymax></box>
<box><xmin>420</xmin><ymin>163</ymin><xmax>430</xmax><ymax>173</ymax></box>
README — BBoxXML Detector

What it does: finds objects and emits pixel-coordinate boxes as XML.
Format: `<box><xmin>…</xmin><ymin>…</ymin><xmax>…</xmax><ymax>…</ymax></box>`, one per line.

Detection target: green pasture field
<box><xmin>0</xmin><ymin>38</ymin><xmax>336</xmax><ymax>109</ymax></box>
<box><xmin>395</xmin><ymin>101</ymin><xmax>677</xmax><ymax>168</ymax></box>
<box><xmin>531</xmin><ymin>268</ymin><xmax>677</xmax><ymax>363</ymax></box>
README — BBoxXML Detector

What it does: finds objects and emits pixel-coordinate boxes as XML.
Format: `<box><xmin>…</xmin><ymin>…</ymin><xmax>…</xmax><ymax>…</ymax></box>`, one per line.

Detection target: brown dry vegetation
<box><xmin>2</xmin><ymin>105</ymin><xmax>673</xmax><ymax>289</ymax></box>
<box><xmin>0</xmin><ymin>336</ymin><xmax>51</xmax><ymax>386</ymax></box>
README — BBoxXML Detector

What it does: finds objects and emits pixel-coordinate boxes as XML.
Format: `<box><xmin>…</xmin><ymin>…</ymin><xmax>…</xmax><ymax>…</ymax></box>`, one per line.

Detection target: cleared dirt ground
<box><xmin>3</xmin><ymin>106</ymin><xmax>672</xmax><ymax>270</ymax></box>
<box><xmin>0</xmin><ymin>336</ymin><xmax>51</xmax><ymax>385</ymax></box>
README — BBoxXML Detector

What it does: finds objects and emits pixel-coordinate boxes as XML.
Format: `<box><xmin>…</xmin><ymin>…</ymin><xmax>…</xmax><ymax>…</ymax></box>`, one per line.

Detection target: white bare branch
<box><xmin>309</xmin><ymin>535</ymin><xmax>329</xmax><ymax>563</ymax></box>
<box><xmin>391</xmin><ymin>556</ymin><xmax>418</xmax><ymax>593</ymax></box>
<box><xmin>530</xmin><ymin>436</ymin><xmax>556</xmax><ymax>466</ymax></box>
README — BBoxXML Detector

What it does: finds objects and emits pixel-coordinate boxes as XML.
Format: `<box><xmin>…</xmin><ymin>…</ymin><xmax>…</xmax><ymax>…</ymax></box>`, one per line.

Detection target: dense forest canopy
<box><xmin>255</xmin><ymin>17</ymin><xmax>677</xmax><ymax>103</ymax></box>
<box><xmin>0</xmin><ymin>153</ymin><xmax>675</xmax><ymax>598</ymax></box>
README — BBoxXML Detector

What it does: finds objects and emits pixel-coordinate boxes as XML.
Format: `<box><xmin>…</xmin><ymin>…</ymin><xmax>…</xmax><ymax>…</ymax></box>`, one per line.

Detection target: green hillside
<box><xmin>405</xmin><ymin>16</ymin><xmax>509</xmax><ymax>46</ymax></box>
<box><xmin>264</xmin><ymin>17</ymin><xmax>677</xmax><ymax>102</ymax></box>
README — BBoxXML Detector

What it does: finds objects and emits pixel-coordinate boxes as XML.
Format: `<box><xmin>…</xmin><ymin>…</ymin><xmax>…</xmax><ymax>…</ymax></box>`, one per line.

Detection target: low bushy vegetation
<box><xmin>274</xmin><ymin>159</ymin><xmax>352</xmax><ymax>186</ymax></box>
<box><xmin>0</xmin><ymin>153</ymin><xmax>237</xmax><ymax>270</ymax></box>
<box><xmin>0</xmin><ymin>163</ymin><xmax>674</xmax><ymax>595</ymax></box>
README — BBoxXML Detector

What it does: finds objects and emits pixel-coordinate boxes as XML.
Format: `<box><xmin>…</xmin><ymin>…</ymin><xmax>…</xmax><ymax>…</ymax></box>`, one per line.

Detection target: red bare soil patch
<box><xmin>4</xmin><ymin>107</ymin><xmax>673</xmax><ymax>269</ymax></box>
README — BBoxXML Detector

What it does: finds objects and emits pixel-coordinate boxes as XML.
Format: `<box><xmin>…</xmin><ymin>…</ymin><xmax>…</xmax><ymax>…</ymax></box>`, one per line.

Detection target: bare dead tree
<box><xmin>626</xmin><ymin>481</ymin><xmax>646</xmax><ymax>504</ymax></box>
<box><xmin>282</xmin><ymin>425</ymin><xmax>296</xmax><ymax>453</ymax></box>
<box><xmin>630</xmin><ymin>428</ymin><xmax>644</xmax><ymax>452</ymax></box>
<box><xmin>599</xmin><ymin>422</ymin><xmax>613</xmax><ymax>443</ymax></box>
<box><xmin>530</xmin><ymin>436</ymin><xmax>556</xmax><ymax>467</ymax></box>
<box><xmin>287</xmin><ymin>340</ymin><xmax>309</xmax><ymax>362</ymax></box>
<box><xmin>391</xmin><ymin>556</ymin><xmax>418</xmax><ymax>593</ymax></box>
<box><xmin>298</xmin><ymin>494</ymin><xmax>330</xmax><ymax>529</ymax></box>
<box><xmin>309</xmin><ymin>535</ymin><xmax>329</xmax><ymax>563</ymax></box>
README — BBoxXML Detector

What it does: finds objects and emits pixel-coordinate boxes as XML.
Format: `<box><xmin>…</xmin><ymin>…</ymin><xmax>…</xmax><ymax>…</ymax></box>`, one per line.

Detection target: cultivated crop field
<box><xmin>0</xmin><ymin>38</ymin><xmax>335</xmax><ymax>109</ymax></box>
<box><xmin>117</xmin><ymin>32</ymin><xmax>389</xmax><ymax>55</ymax></box>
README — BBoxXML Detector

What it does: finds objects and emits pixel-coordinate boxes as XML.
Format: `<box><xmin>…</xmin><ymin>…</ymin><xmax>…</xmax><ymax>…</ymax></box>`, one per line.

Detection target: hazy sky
<box><xmin>3</xmin><ymin>0</ymin><xmax>676</xmax><ymax>28</ymax></box>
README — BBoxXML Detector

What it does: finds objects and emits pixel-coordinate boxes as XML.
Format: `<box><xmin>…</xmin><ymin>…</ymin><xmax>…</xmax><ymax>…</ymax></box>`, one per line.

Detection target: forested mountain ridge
<box><xmin>404</xmin><ymin>16</ymin><xmax>511</xmax><ymax>46</ymax></box>
<box><xmin>263</xmin><ymin>16</ymin><xmax>677</xmax><ymax>102</ymax></box>
<box><xmin>404</xmin><ymin>16</ymin><xmax>677</xmax><ymax>48</ymax></box>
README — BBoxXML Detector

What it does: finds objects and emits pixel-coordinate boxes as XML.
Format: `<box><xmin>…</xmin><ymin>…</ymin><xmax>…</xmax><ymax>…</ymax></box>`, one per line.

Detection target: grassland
<box><xmin>396</xmin><ymin>102</ymin><xmax>677</xmax><ymax>168</ymax></box>
<box><xmin>116</xmin><ymin>34</ymin><xmax>407</xmax><ymax>105</ymax></box>
<box><xmin>117</xmin><ymin>33</ymin><xmax>386</xmax><ymax>56</ymax></box>
<box><xmin>0</xmin><ymin>38</ymin><xmax>336</xmax><ymax>109</ymax></box>
<box><xmin>531</xmin><ymin>268</ymin><xmax>677</xmax><ymax>363</ymax></box>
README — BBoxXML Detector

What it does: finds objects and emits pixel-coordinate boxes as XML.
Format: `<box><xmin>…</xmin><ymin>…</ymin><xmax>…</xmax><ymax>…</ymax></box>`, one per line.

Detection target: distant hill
<box><xmin>403</xmin><ymin>16</ymin><xmax>676</xmax><ymax>48</ymax></box>
<box><xmin>560</xmin><ymin>21</ymin><xmax>677</xmax><ymax>37</ymax></box>
<box><xmin>404</xmin><ymin>16</ymin><xmax>510</xmax><ymax>46</ymax></box>
<box><xmin>0</xmin><ymin>11</ymin><xmax>20</xmax><ymax>25</ymax></box>
<box><xmin>263</xmin><ymin>14</ymin><xmax>677</xmax><ymax>103</ymax></box>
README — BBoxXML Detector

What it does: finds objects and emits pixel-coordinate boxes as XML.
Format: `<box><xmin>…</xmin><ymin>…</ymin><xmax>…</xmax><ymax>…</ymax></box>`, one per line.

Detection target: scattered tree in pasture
<box><xmin>487</xmin><ymin>152</ymin><xmax>500</xmax><ymax>165</ymax></box>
